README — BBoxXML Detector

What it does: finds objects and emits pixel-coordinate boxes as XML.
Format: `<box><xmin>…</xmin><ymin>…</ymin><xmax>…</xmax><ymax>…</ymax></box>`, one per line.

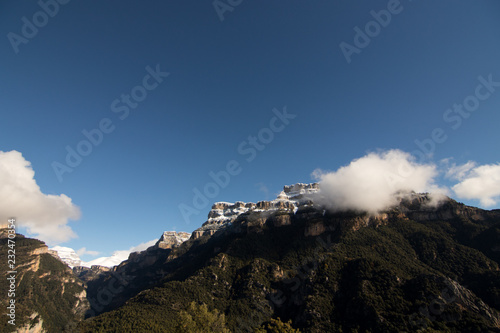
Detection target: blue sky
<box><xmin>1</xmin><ymin>1</ymin><xmax>500</xmax><ymax>260</ymax></box>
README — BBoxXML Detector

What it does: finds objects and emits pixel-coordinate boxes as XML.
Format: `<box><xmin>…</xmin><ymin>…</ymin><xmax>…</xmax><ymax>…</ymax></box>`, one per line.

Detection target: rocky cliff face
<box><xmin>191</xmin><ymin>183</ymin><xmax>320</xmax><ymax>240</ymax></box>
<box><xmin>14</xmin><ymin>312</ymin><xmax>45</xmax><ymax>333</ymax></box>
<box><xmin>80</xmin><ymin>184</ymin><xmax>500</xmax><ymax>326</ymax></box>
<box><xmin>283</xmin><ymin>182</ymin><xmax>320</xmax><ymax>197</ymax></box>
<box><xmin>73</xmin><ymin>265</ymin><xmax>111</xmax><ymax>283</ymax></box>
<box><xmin>80</xmin><ymin>230</ymin><xmax>193</xmax><ymax>317</ymax></box>
<box><xmin>191</xmin><ymin>186</ymin><xmax>500</xmax><ymax>244</ymax></box>
<box><xmin>49</xmin><ymin>246</ymin><xmax>83</xmax><ymax>268</ymax></box>
<box><xmin>0</xmin><ymin>229</ymin><xmax>89</xmax><ymax>333</ymax></box>
<box><xmin>78</xmin><ymin>184</ymin><xmax>500</xmax><ymax>332</ymax></box>
<box><xmin>399</xmin><ymin>192</ymin><xmax>500</xmax><ymax>222</ymax></box>
<box><xmin>155</xmin><ymin>231</ymin><xmax>191</xmax><ymax>249</ymax></box>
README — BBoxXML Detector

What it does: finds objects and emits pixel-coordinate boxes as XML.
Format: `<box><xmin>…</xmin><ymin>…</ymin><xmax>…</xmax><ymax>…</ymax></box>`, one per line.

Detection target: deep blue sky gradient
<box><xmin>1</xmin><ymin>0</ymin><xmax>499</xmax><ymax>258</ymax></box>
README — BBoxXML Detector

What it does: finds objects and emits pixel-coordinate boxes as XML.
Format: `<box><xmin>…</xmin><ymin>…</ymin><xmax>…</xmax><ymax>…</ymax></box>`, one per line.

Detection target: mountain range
<box><xmin>2</xmin><ymin>182</ymin><xmax>500</xmax><ymax>332</ymax></box>
<box><xmin>50</xmin><ymin>184</ymin><xmax>317</xmax><ymax>270</ymax></box>
<box><xmin>50</xmin><ymin>230</ymin><xmax>191</xmax><ymax>269</ymax></box>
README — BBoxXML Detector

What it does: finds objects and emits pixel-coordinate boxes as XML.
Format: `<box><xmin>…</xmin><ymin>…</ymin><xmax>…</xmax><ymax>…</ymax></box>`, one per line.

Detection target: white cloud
<box><xmin>445</xmin><ymin>161</ymin><xmax>476</xmax><ymax>180</ymax></box>
<box><xmin>311</xmin><ymin>149</ymin><xmax>446</xmax><ymax>214</ymax></box>
<box><xmin>76</xmin><ymin>247</ymin><xmax>100</xmax><ymax>257</ymax></box>
<box><xmin>0</xmin><ymin>151</ymin><xmax>80</xmax><ymax>244</ymax></box>
<box><xmin>452</xmin><ymin>163</ymin><xmax>500</xmax><ymax>207</ymax></box>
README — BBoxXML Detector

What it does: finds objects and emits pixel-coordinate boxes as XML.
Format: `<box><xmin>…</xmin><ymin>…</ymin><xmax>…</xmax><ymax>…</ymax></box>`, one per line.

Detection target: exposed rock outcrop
<box><xmin>155</xmin><ymin>231</ymin><xmax>191</xmax><ymax>249</ymax></box>
<box><xmin>73</xmin><ymin>265</ymin><xmax>111</xmax><ymax>282</ymax></box>
<box><xmin>49</xmin><ymin>246</ymin><xmax>83</xmax><ymax>268</ymax></box>
<box><xmin>15</xmin><ymin>313</ymin><xmax>45</xmax><ymax>333</ymax></box>
<box><xmin>191</xmin><ymin>183</ymin><xmax>321</xmax><ymax>240</ymax></box>
<box><xmin>0</xmin><ymin>229</ymin><xmax>89</xmax><ymax>332</ymax></box>
<box><xmin>77</xmin><ymin>183</ymin><xmax>500</xmax><ymax>332</ymax></box>
<box><xmin>190</xmin><ymin>186</ymin><xmax>500</xmax><ymax>243</ymax></box>
<box><xmin>400</xmin><ymin>192</ymin><xmax>499</xmax><ymax>222</ymax></box>
<box><xmin>445</xmin><ymin>278</ymin><xmax>500</xmax><ymax>328</ymax></box>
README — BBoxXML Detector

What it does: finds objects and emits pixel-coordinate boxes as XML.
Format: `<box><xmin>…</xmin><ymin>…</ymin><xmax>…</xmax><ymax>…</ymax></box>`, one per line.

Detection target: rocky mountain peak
<box><xmin>192</xmin><ymin>183</ymin><xmax>319</xmax><ymax>239</ymax></box>
<box><xmin>189</xmin><ymin>184</ymin><xmax>500</xmax><ymax>242</ymax></box>
<box><xmin>155</xmin><ymin>231</ymin><xmax>191</xmax><ymax>249</ymax></box>
<box><xmin>75</xmin><ymin>184</ymin><xmax>500</xmax><ymax>332</ymax></box>
<box><xmin>0</xmin><ymin>231</ymin><xmax>89</xmax><ymax>331</ymax></box>
<box><xmin>283</xmin><ymin>182</ymin><xmax>319</xmax><ymax>198</ymax></box>
<box><xmin>49</xmin><ymin>246</ymin><xmax>83</xmax><ymax>268</ymax></box>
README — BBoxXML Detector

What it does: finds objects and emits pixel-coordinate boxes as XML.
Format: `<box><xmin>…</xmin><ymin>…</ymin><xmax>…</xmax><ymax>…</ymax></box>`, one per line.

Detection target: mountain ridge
<box><xmin>0</xmin><ymin>230</ymin><xmax>89</xmax><ymax>333</ymax></box>
<box><xmin>77</xmin><ymin>183</ymin><xmax>500</xmax><ymax>332</ymax></box>
<box><xmin>50</xmin><ymin>231</ymin><xmax>192</xmax><ymax>270</ymax></box>
<box><xmin>4</xmin><ymin>182</ymin><xmax>500</xmax><ymax>332</ymax></box>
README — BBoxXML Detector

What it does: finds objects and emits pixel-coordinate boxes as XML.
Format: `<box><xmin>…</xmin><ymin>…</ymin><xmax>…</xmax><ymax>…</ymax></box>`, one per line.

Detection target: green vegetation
<box><xmin>4</xmin><ymin>200</ymin><xmax>500</xmax><ymax>332</ymax></box>
<box><xmin>256</xmin><ymin>318</ymin><xmax>301</xmax><ymax>332</ymax></box>
<box><xmin>78</xmin><ymin>206</ymin><xmax>500</xmax><ymax>332</ymax></box>
<box><xmin>0</xmin><ymin>235</ymin><xmax>87</xmax><ymax>333</ymax></box>
<box><xmin>176</xmin><ymin>302</ymin><xmax>230</xmax><ymax>333</ymax></box>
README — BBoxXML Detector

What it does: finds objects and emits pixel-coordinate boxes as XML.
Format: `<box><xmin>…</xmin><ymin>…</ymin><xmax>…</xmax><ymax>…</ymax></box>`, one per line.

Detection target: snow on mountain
<box><xmin>192</xmin><ymin>183</ymin><xmax>320</xmax><ymax>239</ymax></box>
<box><xmin>49</xmin><ymin>246</ymin><xmax>84</xmax><ymax>268</ymax></box>
<box><xmin>50</xmin><ymin>184</ymin><xmax>319</xmax><ymax>269</ymax></box>
<box><xmin>51</xmin><ymin>184</ymin><xmax>319</xmax><ymax>269</ymax></box>
<box><xmin>156</xmin><ymin>231</ymin><xmax>191</xmax><ymax>249</ymax></box>
<box><xmin>50</xmin><ymin>246</ymin><xmax>144</xmax><ymax>269</ymax></box>
<box><xmin>82</xmin><ymin>238</ymin><xmax>158</xmax><ymax>268</ymax></box>
<box><xmin>282</xmin><ymin>182</ymin><xmax>320</xmax><ymax>199</ymax></box>
<box><xmin>84</xmin><ymin>252</ymin><xmax>129</xmax><ymax>268</ymax></box>
<box><xmin>51</xmin><ymin>238</ymin><xmax>167</xmax><ymax>269</ymax></box>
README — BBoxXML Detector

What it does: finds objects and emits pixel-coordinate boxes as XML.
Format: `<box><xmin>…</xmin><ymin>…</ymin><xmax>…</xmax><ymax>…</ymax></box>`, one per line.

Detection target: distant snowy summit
<box><xmin>192</xmin><ymin>183</ymin><xmax>319</xmax><ymax>239</ymax></box>
<box><xmin>83</xmin><ymin>252</ymin><xmax>129</xmax><ymax>268</ymax></box>
<box><xmin>50</xmin><ymin>231</ymin><xmax>191</xmax><ymax>269</ymax></box>
<box><xmin>49</xmin><ymin>246</ymin><xmax>108</xmax><ymax>269</ymax></box>
<box><xmin>49</xmin><ymin>246</ymin><xmax>84</xmax><ymax>268</ymax></box>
